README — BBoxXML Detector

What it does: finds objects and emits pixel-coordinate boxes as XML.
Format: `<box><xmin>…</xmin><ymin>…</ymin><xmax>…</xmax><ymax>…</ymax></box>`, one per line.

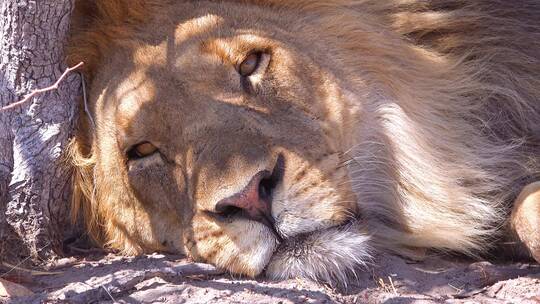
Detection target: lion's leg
<box><xmin>510</xmin><ymin>181</ymin><xmax>540</xmax><ymax>262</ymax></box>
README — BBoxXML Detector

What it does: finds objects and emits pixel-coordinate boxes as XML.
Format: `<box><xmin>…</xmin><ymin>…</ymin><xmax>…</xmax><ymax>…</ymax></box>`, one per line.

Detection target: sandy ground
<box><xmin>1</xmin><ymin>252</ymin><xmax>539</xmax><ymax>303</ymax></box>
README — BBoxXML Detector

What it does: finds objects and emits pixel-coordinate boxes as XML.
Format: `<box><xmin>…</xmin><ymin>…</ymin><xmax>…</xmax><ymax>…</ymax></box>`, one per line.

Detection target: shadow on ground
<box><xmin>2</xmin><ymin>253</ymin><xmax>540</xmax><ymax>303</ymax></box>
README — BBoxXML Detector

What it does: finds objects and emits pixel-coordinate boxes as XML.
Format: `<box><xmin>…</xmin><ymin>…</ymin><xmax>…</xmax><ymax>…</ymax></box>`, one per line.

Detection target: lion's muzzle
<box><xmin>211</xmin><ymin>155</ymin><xmax>285</xmax><ymax>241</ymax></box>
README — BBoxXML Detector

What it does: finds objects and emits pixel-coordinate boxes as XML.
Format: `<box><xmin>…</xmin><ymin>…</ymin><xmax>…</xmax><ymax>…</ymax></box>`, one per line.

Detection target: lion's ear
<box><xmin>66</xmin><ymin>0</ymin><xmax>161</xmax><ymax>82</ymax></box>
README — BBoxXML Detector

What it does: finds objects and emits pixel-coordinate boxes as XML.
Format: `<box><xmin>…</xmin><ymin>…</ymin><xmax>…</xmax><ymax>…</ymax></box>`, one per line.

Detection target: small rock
<box><xmin>48</xmin><ymin>257</ymin><xmax>78</xmax><ymax>270</ymax></box>
<box><xmin>149</xmin><ymin>253</ymin><xmax>166</xmax><ymax>259</ymax></box>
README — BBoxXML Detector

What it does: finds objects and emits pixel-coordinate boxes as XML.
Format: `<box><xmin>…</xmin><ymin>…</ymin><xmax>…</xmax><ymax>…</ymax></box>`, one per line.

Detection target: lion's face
<box><xmin>87</xmin><ymin>3</ymin><xmax>367</xmax><ymax>279</ymax></box>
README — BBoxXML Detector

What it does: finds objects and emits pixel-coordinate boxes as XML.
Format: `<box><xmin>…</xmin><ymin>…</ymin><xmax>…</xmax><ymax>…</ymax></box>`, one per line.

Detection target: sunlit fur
<box><xmin>67</xmin><ymin>0</ymin><xmax>540</xmax><ymax>285</ymax></box>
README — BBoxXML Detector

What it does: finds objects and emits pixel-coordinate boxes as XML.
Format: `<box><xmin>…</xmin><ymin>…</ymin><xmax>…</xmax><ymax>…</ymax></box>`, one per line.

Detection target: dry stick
<box><xmin>100</xmin><ymin>284</ymin><xmax>117</xmax><ymax>303</ymax></box>
<box><xmin>1</xmin><ymin>262</ymin><xmax>62</xmax><ymax>276</ymax></box>
<box><xmin>0</xmin><ymin>61</ymin><xmax>84</xmax><ymax>112</ymax></box>
<box><xmin>388</xmin><ymin>276</ymin><xmax>397</xmax><ymax>295</ymax></box>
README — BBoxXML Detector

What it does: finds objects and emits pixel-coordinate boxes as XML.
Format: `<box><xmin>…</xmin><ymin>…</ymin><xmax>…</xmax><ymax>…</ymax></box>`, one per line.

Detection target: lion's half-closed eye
<box><xmin>238</xmin><ymin>52</ymin><xmax>262</xmax><ymax>77</ymax></box>
<box><xmin>128</xmin><ymin>142</ymin><xmax>158</xmax><ymax>159</ymax></box>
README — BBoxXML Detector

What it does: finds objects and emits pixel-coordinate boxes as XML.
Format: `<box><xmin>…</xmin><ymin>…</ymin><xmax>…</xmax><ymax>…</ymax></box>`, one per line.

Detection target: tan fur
<box><xmin>511</xmin><ymin>182</ymin><xmax>540</xmax><ymax>261</ymax></box>
<box><xmin>67</xmin><ymin>0</ymin><xmax>540</xmax><ymax>282</ymax></box>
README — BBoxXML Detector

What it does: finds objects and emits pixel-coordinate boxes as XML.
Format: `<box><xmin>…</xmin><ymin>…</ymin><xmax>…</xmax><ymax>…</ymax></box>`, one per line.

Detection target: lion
<box><xmin>67</xmin><ymin>0</ymin><xmax>540</xmax><ymax>285</ymax></box>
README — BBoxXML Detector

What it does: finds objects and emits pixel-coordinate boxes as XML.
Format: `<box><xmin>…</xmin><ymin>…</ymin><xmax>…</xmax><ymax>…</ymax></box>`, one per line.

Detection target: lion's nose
<box><xmin>214</xmin><ymin>155</ymin><xmax>284</xmax><ymax>237</ymax></box>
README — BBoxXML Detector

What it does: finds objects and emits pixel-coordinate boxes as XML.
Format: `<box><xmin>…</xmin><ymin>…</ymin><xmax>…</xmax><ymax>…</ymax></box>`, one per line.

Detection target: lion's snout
<box><xmin>211</xmin><ymin>154</ymin><xmax>285</xmax><ymax>241</ymax></box>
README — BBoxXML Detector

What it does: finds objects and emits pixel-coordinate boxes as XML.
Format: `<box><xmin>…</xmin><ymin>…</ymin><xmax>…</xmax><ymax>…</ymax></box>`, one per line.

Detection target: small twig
<box><xmin>80</xmin><ymin>72</ymin><xmax>96</xmax><ymax>129</ymax></box>
<box><xmin>388</xmin><ymin>276</ymin><xmax>397</xmax><ymax>295</ymax></box>
<box><xmin>0</xmin><ymin>62</ymin><xmax>84</xmax><ymax>112</ymax></box>
<box><xmin>67</xmin><ymin>245</ymin><xmax>105</xmax><ymax>254</ymax></box>
<box><xmin>101</xmin><ymin>284</ymin><xmax>117</xmax><ymax>303</ymax></box>
<box><xmin>1</xmin><ymin>262</ymin><xmax>62</xmax><ymax>276</ymax></box>
<box><xmin>378</xmin><ymin>278</ymin><xmax>390</xmax><ymax>293</ymax></box>
<box><xmin>81</xmin><ymin>282</ymin><xmax>118</xmax><ymax>303</ymax></box>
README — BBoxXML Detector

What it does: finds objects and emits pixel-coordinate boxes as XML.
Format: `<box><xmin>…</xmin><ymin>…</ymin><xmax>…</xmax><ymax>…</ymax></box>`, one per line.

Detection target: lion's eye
<box><xmin>127</xmin><ymin>142</ymin><xmax>158</xmax><ymax>159</ymax></box>
<box><xmin>238</xmin><ymin>52</ymin><xmax>262</xmax><ymax>77</ymax></box>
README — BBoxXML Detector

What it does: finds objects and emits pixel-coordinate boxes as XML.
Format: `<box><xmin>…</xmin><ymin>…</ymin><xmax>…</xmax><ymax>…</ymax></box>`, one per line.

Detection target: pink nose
<box><xmin>215</xmin><ymin>170</ymin><xmax>275</xmax><ymax>224</ymax></box>
<box><xmin>214</xmin><ymin>156</ymin><xmax>284</xmax><ymax>236</ymax></box>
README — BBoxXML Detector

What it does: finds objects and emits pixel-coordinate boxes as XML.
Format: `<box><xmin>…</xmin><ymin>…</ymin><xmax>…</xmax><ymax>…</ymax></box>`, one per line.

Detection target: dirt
<box><xmin>1</xmin><ymin>253</ymin><xmax>539</xmax><ymax>303</ymax></box>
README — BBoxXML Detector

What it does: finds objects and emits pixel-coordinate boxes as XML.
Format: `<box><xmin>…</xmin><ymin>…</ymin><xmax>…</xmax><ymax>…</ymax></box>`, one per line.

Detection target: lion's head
<box><xmin>68</xmin><ymin>0</ymin><xmax>540</xmax><ymax>285</ymax></box>
<box><xmin>69</xmin><ymin>0</ymin><xmax>376</xmax><ymax>283</ymax></box>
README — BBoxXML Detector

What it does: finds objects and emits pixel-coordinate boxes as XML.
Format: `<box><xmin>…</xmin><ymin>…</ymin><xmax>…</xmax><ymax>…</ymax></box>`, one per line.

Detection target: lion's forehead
<box><xmin>175</xmin><ymin>13</ymin><xmax>225</xmax><ymax>41</ymax></box>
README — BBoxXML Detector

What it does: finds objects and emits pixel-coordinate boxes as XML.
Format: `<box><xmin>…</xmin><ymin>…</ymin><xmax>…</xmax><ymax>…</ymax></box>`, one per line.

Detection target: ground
<box><xmin>1</xmin><ymin>252</ymin><xmax>539</xmax><ymax>303</ymax></box>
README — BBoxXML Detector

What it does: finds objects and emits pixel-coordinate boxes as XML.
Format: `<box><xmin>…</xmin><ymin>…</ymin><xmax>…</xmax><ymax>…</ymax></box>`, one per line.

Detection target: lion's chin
<box><xmin>264</xmin><ymin>221</ymin><xmax>371</xmax><ymax>287</ymax></box>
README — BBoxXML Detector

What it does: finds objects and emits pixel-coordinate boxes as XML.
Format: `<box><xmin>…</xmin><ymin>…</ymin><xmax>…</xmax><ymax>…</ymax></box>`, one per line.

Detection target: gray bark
<box><xmin>0</xmin><ymin>0</ymin><xmax>79</xmax><ymax>261</ymax></box>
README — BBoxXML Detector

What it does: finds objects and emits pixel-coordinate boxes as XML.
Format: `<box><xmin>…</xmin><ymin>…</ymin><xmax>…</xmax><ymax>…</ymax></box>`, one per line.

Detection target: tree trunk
<box><xmin>0</xmin><ymin>0</ymin><xmax>79</xmax><ymax>262</ymax></box>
